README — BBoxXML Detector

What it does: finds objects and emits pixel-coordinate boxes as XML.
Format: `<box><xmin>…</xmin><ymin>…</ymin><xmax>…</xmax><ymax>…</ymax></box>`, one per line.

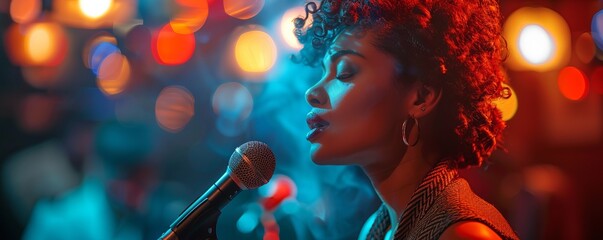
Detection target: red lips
<box><xmin>306</xmin><ymin>112</ymin><xmax>329</xmax><ymax>142</ymax></box>
<box><xmin>306</xmin><ymin>112</ymin><xmax>329</xmax><ymax>130</ymax></box>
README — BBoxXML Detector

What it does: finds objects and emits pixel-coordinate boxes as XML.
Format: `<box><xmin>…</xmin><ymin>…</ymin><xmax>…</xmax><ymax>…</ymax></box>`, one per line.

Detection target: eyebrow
<box><xmin>321</xmin><ymin>49</ymin><xmax>366</xmax><ymax>71</ymax></box>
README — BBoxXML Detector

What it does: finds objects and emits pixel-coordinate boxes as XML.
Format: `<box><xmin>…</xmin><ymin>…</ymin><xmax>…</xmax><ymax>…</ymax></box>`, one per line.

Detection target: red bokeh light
<box><xmin>558</xmin><ymin>66</ymin><xmax>588</xmax><ymax>101</ymax></box>
<box><xmin>261</xmin><ymin>176</ymin><xmax>296</xmax><ymax>211</ymax></box>
<box><xmin>152</xmin><ymin>24</ymin><xmax>195</xmax><ymax>65</ymax></box>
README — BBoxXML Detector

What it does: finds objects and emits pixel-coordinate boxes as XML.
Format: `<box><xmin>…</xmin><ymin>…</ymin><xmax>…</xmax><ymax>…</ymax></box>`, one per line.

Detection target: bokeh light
<box><xmin>558</xmin><ymin>66</ymin><xmax>588</xmax><ymax>101</ymax></box>
<box><xmin>83</xmin><ymin>34</ymin><xmax>119</xmax><ymax>74</ymax></box>
<box><xmin>261</xmin><ymin>175</ymin><xmax>297</xmax><ymax>211</ymax></box>
<box><xmin>53</xmin><ymin>0</ymin><xmax>136</xmax><ymax>29</ymax></box>
<box><xmin>79</xmin><ymin>0</ymin><xmax>112</xmax><ymax>19</ymax></box>
<box><xmin>264</xmin><ymin>229</ymin><xmax>279</xmax><ymax>240</ymax></box>
<box><xmin>27</xmin><ymin>26</ymin><xmax>54</xmax><ymax>64</ymax></box>
<box><xmin>492</xmin><ymin>83</ymin><xmax>519</xmax><ymax>121</ymax></box>
<box><xmin>236</xmin><ymin>204</ymin><xmax>261</xmax><ymax>234</ymax></box>
<box><xmin>5</xmin><ymin>24</ymin><xmax>29</xmax><ymax>66</ymax></box>
<box><xmin>3</xmin><ymin>2</ymin><xmax>601</xmax><ymax>240</ymax></box>
<box><xmin>503</xmin><ymin>7</ymin><xmax>570</xmax><ymax>72</ymax></box>
<box><xmin>5</xmin><ymin>24</ymin><xmax>66</xmax><ymax>87</ymax></box>
<box><xmin>152</xmin><ymin>24</ymin><xmax>196</xmax><ymax>65</ymax></box>
<box><xmin>155</xmin><ymin>86</ymin><xmax>196</xmax><ymax>133</ymax></box>
<box><xmin>170</xmin><ymin>0</ymin><xmax>209</xmax><ymax>34</ymax></box>
<box><xmin>91</xmin><ymin>42</ymin><xmax>121</xmax><ymax>75</ymax></box>
<box><xmin>280</xmin><ymin>7</ymin><xmax>307</xmax><ymax>50</ymax></box>
<box><xmin>234</xmin><ymin>30</ymin><xmax>277</xmax><ymax>73</ymax></box>
<box><xmin>24</xmin><ymin>23</ymin><xmax>68</xmax><ymax>66</ymax></box>
<box><xmin>236</xmin><ymin>210</ymin><xmax>260</xmax><ymax>234</ymax></box>
<box><xmin>9</xmin><ymin>23</ymin><xmax>70</xmax><ymax>90</ymax></box>
<box><xmin>212</xmin><ymin>82</ymin><xmax>253</xmax><ymax>121</ymax></box>
<box><xmin>10</xmin><ymin>0</ymin><xmax>41</xmax><ymax>24</ymax></box>
<box><xmin>591</xmin><ymin>10</ymin><xmax>603</xmax><ymax>50</ymax></box>
<box><xmin>518</xmin><ymin>25</ymin><xmax>554</xmax><ymax>65</ymax></box>
<box><xmin>590</xmin><ymin>67</ymin><xmax>603</xmax><ymax>95</ymax></box>
<box><xmin>223</xmin><ymin>0</ymin><xmax>264</xmax><ymax>20</ymax></box>
<box><xmin>97</xmin><ymin>53</ymin><xmax>131</xmax><ymax>95</ymax></box>
<box><xmin>576</xmin><ymin>32</ymin><xmax>596</xmax><ymax>64</ymax></box>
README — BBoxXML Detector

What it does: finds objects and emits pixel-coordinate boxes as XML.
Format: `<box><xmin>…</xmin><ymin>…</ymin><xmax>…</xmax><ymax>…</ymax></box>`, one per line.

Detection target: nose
<box><xmin>305</xmin><ymin>81</ymin><xmax>327</xmax><ymax>107</ymax></box>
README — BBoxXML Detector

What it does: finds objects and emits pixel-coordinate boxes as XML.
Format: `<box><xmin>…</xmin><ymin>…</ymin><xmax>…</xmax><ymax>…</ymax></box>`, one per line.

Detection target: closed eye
<box><xmin>321</xmin><ymin>48</ymin><xmax>365</xmax><ymax>80</ymax></box>
<box><xmin>336</xmin><ymin>72</ymin><xmax>354</xmax><ymax>81</ymax></box>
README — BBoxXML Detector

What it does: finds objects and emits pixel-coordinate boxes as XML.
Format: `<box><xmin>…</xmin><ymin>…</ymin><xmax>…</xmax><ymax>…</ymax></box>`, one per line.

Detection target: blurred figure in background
<box><xmin>21</xmin><ymin>120</ymin><xmax>161</xmax><ymax>240</ymax></box>
<box><xmin>1</xmin><ymin>92</ymin><xmax>91</xmax><ymax>232</ymax></box>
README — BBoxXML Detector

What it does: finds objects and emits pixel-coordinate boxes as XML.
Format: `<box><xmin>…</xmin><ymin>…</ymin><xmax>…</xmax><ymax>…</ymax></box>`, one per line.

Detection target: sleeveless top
<box><xmin>364</xmin><ymin>161</ymin><xmax>519</xmax><ymax>240</ymax></box>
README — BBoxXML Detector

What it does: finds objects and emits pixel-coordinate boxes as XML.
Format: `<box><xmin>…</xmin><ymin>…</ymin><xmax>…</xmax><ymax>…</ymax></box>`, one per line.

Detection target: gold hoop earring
<box><xmin>402</xmin><ymin>116</ymin><xmax>420</xmax><ymax>146</ymax></box>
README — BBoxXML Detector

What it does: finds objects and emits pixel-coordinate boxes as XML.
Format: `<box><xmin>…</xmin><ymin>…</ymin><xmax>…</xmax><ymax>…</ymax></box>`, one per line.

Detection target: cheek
<box><xmin>314</xmin><ymin>78</ymin><xmax>401</xmax><ymax>163</ymax></box>
<box><xmin>331</xmin><ymin>72</ymin><xmax>401</xmax><ymax>132</ymax></box>
<box><xmin>334</xmin><ymin>88</ymin><xmax>400</xmax><ymax>145</ymax></box>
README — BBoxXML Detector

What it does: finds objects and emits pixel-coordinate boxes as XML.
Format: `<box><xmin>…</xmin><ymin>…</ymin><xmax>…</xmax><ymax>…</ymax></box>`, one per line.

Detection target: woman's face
<box><xmin>305</xmin><ymin>28</ymin><xmax>413</xmax><ymax>166</ymax></box>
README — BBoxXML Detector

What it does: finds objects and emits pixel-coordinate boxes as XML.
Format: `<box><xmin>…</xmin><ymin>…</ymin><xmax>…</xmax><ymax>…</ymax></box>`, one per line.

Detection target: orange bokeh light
<box><xmin>97</xmin><ymin>53</ymin><xmax>131</xmax><ymax>95</ymax></box>
<box><xmin>558</xmin><ymin>66</ymin><xmax>588</xmax><ymax>101</ymax></box>
<box><xmin>224</xmin><ymin>0</ymin><xmax>264</xmax><ymax>20</ymax></box>
<box><xmin>26</xmin><ymin>25</ymin><xmax>54</xmax><ymax>64</ymax></box>
<box><xmin>10</xmin><ymin>0</ymin><xmax>40</xmax><ymax>24</ymax></box>
<box><xmin>52</xmin><ymin>0</ymin><xmax>136</xmax><ymax>29</ymax></box>
<box><xmin>23</xmin><ymin>23</ymin><xmax>67</xmax><ymax>66</ymax></box>
<box><xmin>170</xmin><ymin>0</ymin><xmax>209</xmax><ymax>34</ymax></box>
<box><xmin>79</xmin><ymin>0</ymin><xmax>113</xmax><ymax>19</ymax></box>
<box><xmin>503</xmin><ymin>7</ymin><xmax>570</xmax><ymax>72</ymax></box>
<box><xmin>155</xmin><ymin>86</ymin><xmax>195</xmax><ymax>133</ymax></box>
<box><xmin>234</xmin><ymin>30</ymin><xmax>277</xmax><ymax>73</ymax></box>
<box><xmin>152</xmin><ymin>24</ymin><xmax>195</xmax><ymax>65</ymax></box>
<box><xmin>492</xmin><ymin>83</ymin><xmax>519</xmax><ymax>121</ymax></box>
<box><xmin>5</xmin><ymin>24</ymin><xmax>29</xmax><ymax>66</ymax></box>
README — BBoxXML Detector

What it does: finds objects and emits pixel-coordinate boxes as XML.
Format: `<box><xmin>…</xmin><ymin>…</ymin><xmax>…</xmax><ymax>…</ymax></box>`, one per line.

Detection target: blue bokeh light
<box><xmin>89</xmin><ymin>41</ymin><xmax>120</xmax><ymax>76</ymax></box>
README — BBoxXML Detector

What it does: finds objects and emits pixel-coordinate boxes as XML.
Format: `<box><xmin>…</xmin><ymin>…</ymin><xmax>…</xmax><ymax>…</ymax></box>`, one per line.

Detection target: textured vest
<box><xmin>366</xmin><ymin>161</ymin><xmax>519</xmax><ymax>240</ymax></box>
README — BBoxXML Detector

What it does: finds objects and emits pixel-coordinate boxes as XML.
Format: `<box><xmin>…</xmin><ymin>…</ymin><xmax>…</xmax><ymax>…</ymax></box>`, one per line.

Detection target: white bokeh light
<box><xmin>280</xmin><ymin>7</ymin><xmax>305</xmax><ymax>50</ymax></box>
<box><xmin>79</xmin><ymin>0</ymin><xmax>112</xmax><ymax>19</ymax></box>
<box><xmin>518</xmin><ymin>24</ymin><xmax>554</xmax><ymax>64</ymax></box>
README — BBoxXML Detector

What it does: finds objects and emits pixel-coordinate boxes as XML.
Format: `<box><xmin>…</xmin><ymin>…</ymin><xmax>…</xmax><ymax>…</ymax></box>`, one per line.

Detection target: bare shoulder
<box><xmin>438</xmin><ymin>221</ymin><xmax>502</xmax><ymax>240</ymax></box>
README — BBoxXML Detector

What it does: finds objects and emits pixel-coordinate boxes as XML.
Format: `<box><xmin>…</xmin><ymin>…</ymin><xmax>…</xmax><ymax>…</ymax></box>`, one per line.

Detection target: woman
<box><xmin>294</xmin><ymin>0</ymin><xmax>519</xmax><ymax>239</ymax></box>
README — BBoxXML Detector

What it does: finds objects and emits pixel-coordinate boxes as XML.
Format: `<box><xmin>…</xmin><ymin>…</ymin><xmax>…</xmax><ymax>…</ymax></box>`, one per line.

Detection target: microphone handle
<box><xmin>160</xmin><ymin>172</ymin><xmax>242</xmax><ymax>240</ymax></box>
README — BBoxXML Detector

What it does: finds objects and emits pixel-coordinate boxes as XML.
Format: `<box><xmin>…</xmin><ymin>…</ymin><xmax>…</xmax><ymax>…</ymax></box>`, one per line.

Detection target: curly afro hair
<box><xmin>293</xmin><ymin>0</ymin><xmax>509</xmax><ymax>168</ymax></box>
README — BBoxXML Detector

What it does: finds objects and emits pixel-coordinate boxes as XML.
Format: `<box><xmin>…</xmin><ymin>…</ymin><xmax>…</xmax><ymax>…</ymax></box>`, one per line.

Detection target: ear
<box><xmin>408</xmin><ymin>83</ymin><xmax>442</xmax><ymax>118</ymax></box>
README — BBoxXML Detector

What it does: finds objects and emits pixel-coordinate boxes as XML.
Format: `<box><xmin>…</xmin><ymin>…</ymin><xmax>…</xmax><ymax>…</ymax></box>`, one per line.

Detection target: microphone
<box><xmin>160</xmin><ymin>141</ymin><xmax>276</xmax><ymax>240</ymax></box>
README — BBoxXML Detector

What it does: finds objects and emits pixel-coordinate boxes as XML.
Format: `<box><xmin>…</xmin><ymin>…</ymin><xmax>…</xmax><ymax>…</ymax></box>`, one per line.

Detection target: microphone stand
<box><xmin>159</xmin><ymin>209</ymin><xmax>219</xmax><ymax>240</ymax></box>
<box><xmin>159</xmin><ymin>173</ymin><xmax>242</xmax><ymax>240</ymax></box>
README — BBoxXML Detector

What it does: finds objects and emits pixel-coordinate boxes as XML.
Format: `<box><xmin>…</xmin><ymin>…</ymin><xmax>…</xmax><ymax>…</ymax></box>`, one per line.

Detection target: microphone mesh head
<box><xmin>228</xmin><ymin>141</ymin><xmax>276</xmax><ymax>189</ymax></box>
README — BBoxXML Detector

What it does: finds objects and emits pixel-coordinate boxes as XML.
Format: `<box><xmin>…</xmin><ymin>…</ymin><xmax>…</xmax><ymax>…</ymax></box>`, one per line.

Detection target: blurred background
<box><xmin>0</xmin><ymin>0</ymin><xmax>601</xmax><ymax>239</ymax></box>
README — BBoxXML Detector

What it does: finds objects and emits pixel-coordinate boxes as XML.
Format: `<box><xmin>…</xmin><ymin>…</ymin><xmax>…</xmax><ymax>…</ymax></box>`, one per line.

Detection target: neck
<box><xmin>361</xmin><ymin>142</ymin><xmax>441</xmax><ymax>223</ymax></box>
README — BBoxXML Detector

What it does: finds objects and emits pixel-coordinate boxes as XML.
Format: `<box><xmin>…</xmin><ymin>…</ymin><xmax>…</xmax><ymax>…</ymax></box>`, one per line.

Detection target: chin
<box><xmin>309</xmin><ymin>144</ymin><xmax>326</xmax><ymax>164</ymax></box>
<box><xmin>309</xmin><ymin>143</ymin><xmax>353</xmax><ymax>165</ymax></box>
